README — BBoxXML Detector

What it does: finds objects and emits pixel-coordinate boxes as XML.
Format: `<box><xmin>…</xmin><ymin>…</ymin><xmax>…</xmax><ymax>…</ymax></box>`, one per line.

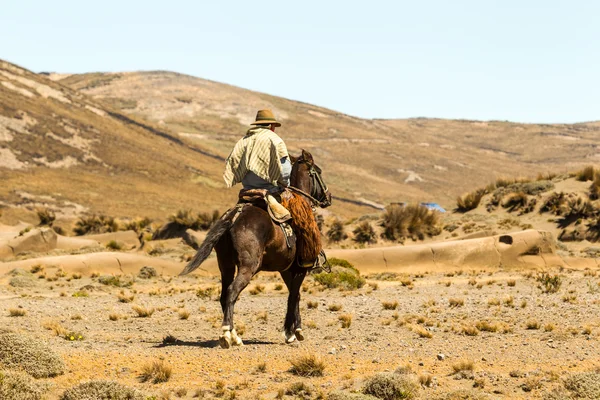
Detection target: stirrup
<box><xmin>307</xmin><ymin>250</ymin><xmax>331</xmax><ymax>273</ymax></box>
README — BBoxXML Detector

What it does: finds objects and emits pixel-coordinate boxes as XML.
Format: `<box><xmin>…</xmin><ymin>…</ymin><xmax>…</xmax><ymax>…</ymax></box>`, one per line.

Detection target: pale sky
<box><xmin>2</xmin><ymin>0</ymin><xmax>599</xmax><ymax>123</ymax></box>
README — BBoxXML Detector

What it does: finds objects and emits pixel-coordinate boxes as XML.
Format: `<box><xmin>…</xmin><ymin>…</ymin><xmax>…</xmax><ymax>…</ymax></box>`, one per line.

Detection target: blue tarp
<box><xmin>419</xmin><ymin>202</ymin><xmax>446</xmax><ymax>213</ymax></box>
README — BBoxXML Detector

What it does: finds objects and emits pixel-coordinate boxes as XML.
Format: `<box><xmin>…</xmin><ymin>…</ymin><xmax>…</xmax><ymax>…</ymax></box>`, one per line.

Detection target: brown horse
<box><xmin>179</xmin><ymin>150</ymin><xmax>331</xmax><ymax>348</ymax></box>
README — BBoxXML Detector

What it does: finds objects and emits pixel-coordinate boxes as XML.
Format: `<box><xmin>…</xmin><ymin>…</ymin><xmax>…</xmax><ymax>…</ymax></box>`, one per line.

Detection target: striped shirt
<box><xmin>223</xmin><ymin>127</ymin><xmax>289</xmax><ymax>188</ymax></box>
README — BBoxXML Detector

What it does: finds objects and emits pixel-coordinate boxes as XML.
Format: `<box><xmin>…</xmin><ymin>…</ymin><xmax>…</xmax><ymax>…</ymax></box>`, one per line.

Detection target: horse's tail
<box><xmin>179</xmin><ymin>207</ymin><xmax>237</xmax><ymax>276</ymax></box>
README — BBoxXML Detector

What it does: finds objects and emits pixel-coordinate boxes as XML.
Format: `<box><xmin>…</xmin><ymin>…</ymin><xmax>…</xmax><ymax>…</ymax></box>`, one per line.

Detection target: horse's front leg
<box><xmin>281</xmin><ymin>268</ymin><xmax>307</xmax><ymax>343</ymax></box>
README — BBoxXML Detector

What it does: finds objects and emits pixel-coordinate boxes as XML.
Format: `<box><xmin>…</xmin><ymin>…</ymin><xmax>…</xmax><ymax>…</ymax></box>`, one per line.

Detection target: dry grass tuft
<box><xmin>362</xmin><ymin>373</ymin><xmax>419</xmax><ymax>399</ymax></box>
<box><xmin>449</xmin><ymin>298</ymin><xmax>465</xmax><ymax>308</ymax></box>
<box><xmin>382</xmin><ymin>204</ymin><xmax>441</xmax><ymax>241</ymax></box>
<box><xmin>382</xmin><ymin>300</ymin><xmax>399</xmax><ymax>310</ymax></box>
<box><xmin>249</xmin><ymin>284</ymin><xmax>265</xmax><ymax>295</ymax></box>
<box><xmin>456</xmin><ymin>189</ymin><xmax>485</xmax><ymax>212</ymax></box>
<box><xmin>576</xmin><ymin>166</ymin><xmax>596</xmax><ymax>182</ymax></box>
<box><xmin>132</xmin><ymin>305</ymin><xmax>155</xmax><ymax>318</ymax></box>
<box><xmin>411</xmin><ymin>325</ymin><xmax>433</xmax><ymax>338</ymax></box>
<box><xmin>289</xmin><ymin>354</ymin><xmax>325</xmax><ymax>377</ymax></box>
<box><xmin>353</xmin><ymin>221</ymin><xmax>377</xmax><ymax>244</ymax></box>
<box><xmin>178</xmin><ymin>309</ymin><xmax>190</xmax><ymax>320</ymax></box>
<box><xmin>8</xmin><ymin>308</ymin><xmax>26</xmax><ymax>317</ymax></box>
<box><xmin>307</xmin><ymin>301</ymin><xmax>319</xmax><ymax>309</ymax></box>
<box><xmin>327</xmin><ymin>219</ymin><xmax>348</xmax><ymax>242</ymax></box>
<box><xmin>526</xmin><ymin>319</ymin><xmax>541</xmax><ymax>330</ymax></box>
<box><xmin>339</xmin><ymin>314</ymin><xmax>352</xmax><ymax>328</ymax></box>
<box><xmin>139</xmin><ymin>360</ymin><xmax>172</xmax><ymax>383</ymax></box>
<box><xmin>328</xmin><ymin>304</ymin><xmax>343</xmax><ymax>312</ymax></box>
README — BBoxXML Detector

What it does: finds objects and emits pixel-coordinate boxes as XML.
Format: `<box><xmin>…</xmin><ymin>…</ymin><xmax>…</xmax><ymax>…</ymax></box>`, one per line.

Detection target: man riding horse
<box><xmin>179</xmin><ymin>109</ymin><xmax>331</xmax><ymax>347</ymax></box>
<box><xmin>223</xmin><ymin>109</ymin><xmax>322</xmax><ymax>268</ymax></box>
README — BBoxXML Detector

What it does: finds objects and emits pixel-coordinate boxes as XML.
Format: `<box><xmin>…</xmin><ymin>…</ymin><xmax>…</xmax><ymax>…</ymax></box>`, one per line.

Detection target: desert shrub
<box><xmin>576</xmin><ymin>166</ymin><xmax>596</xmax><ymax>181</ymax></box>
<box><xmin>502</xmin><ymin>192</ymin><xmax>528</xmax><ymax>212</ymax></box>
<box><xmin>539</xmin><ymin>192</ymin><xmax>568</xmax><ymax>215</ymax></box>
<box><xmin>560</xmin><ymin>197</ymin><xmax>596</xmax><ymax>220</ymax></box>
<box><xmin>536</xmin><ymin>272</ymin><xmax>562</xmax><ymax>293</ymax></box>
<box><xmin>36</xmin><ymin>207</ymin><xmax>55</xmax><ymax>227</ymax></box>
<box><xmin>0</xmin><ymin>329</ymin><xmax>65</xmax><ymax>378</ymax></box>
<box><xmin>353</xmin><ymin>221</ymin><xmax>377</xmax><ymax>244</ymax></box>
<box><xmin>520</xmin><ymin>198</ymin><xmax>537</xmax><ymax>215</ymax></box>
<box><xmin>60</xmin><ymin>380</ymin><xmax>144</xmax><ymax>400</ymax></box>
<box><xmin>73</xmin><ymin>215</ymin><xmax>119</xmax><ymax>235</ymax></box>
<box><xmin>313</xmin><ymin>260</ymin><xmax>365</xmax><ymax>290</ymax></box>
<box><xmin>168</xmin><ymin>209</ymin><xmax>219</xmax><ymax>231</ymax></box>
<box><xmin>139</xmin><ymin>360</ymin><xmax>172</xmax><ymax>383</ymax></box>
<box><xmin>285</xmin><ymin>381</ymin><xmax>313</xmax><ymax>398</ymax></box>
<box><xmin>122</xmin><ymin>217</ymin><xmax>152</xmax><ymax>233</ymax></box>
<box><xmin>327</xmin><ymin>219</ymin><xmax>347</xmax><ymax>242</ymax></box>
<box><xmin>590</xmin><ymin>173</ymin><xmax>600</xmax><ymax>200</ymax></box>
<box><xmin>537</xmin><ymin>172</ymin><xmax>558</xmax><ymax>181</ymax></box>
<box><xmin>105</xmin><ymin>240</ymin><xmax>122</xmax><ymax>250</ymax></box>
<box><xmin>9</xmin><ymin>269</ymin><xmax>36</xmax><ymax>288</ymax></box>
<box><xmin>132</xmin><ymin>305</ymin><xmax>154</xmax><ymax>317</ymax></box>
<box><xmin>98</xmin><ymin>275</ymin><xmax>132</xmax><ymax>287</ymax></box>
<box><xmin>328</xmin><ymin>391</ymin><xmax>379</xmax><ymax>400</ymax></box>
<box><xmin>381</xmin><ymin>204</ymin><xmax>441</xmax><ymax>241</ymax></box>
<box><xmin>138</xmin><ymin>266</ymin><xmax>157</xmax><ymax>279</ymax></box>
<box><xmin>442</xmin><ymin>390</ymin><xmax>488</xmax><ymax>400</ymax></box>
<box><xmin>289</xmin><ymin>354</ymin><xmax>325</xmax><ymax>377</ymax></box>
<box><xmin>586</xmin><ymin>217</ymin><xmax>600</xmax><ymax>242</ymax></box>
<box><xmin>362</xmin><ymin>373</ymin><xmax>418</xmax><ymax>400</ymax></box>
<box><xmin>456</xmin><ymin>190</ymin><xmax>485</xmax><ymax>212</ymax></box>
<box><xmin>0</xmin><ymin>369</ymin><xmax>48</xmax><ymax>400</ymax></box>
<box><xmin>563</xmin><ymin>371</ymin><xmax>600</xmax><ymax>399</ymax></box>
<box><xmin>517</xmin><ymin>180</ymin><xmax>555</xmax><ymax>195</ymax></box>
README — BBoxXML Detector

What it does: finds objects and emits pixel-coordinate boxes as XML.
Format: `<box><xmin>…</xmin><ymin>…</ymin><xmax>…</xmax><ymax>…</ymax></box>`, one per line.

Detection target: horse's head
<box><xmin>289</xmin><ymin>149</ymin><xmax>332</xmax><ymax>208</ymax></box>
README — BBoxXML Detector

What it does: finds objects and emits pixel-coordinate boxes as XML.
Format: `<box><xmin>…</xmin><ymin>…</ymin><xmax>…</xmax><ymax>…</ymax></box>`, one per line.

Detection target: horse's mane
<box><xmin>282</xmin><ymin>192</ymin><xmax>321</xmax><ymax>263</ymax></box>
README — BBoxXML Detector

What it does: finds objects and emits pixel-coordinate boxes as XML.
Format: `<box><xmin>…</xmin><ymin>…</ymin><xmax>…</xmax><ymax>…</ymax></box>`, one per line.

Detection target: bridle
<box><xmin>288</xmin><ymin>157</ymin><xmax>332</xmax><ymax>208</ymax></box>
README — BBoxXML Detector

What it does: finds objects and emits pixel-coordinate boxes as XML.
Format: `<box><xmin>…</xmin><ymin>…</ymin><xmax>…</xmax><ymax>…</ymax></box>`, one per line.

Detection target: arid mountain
<box><xmin>0</xmin><ymin>60</ymin><xmax>231</xmax><ymax>223</ymax></box>
<box><xmin>56</xmin><ymin>71</ymin><xmax>600</xmax><ymax>214</ymax></box>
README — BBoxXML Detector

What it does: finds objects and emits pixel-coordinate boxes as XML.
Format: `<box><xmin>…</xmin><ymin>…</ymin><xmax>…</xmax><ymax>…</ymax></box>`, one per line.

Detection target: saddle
<box><xmin>238</xmin><ymin>189</ymin><xmax>292</xmax><ymax>223</ymax></box>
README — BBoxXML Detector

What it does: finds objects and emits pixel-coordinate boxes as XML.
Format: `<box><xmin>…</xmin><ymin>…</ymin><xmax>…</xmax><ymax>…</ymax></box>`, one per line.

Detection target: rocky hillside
<box><xmin>56</xmin><ymin>71</ymin><xmax>600</xmax><ymax>211</ymax></box>
<box><xmin>0</xmin><ymin>60</ymin><xmax>230</xmax><ymax>224</ymax></box>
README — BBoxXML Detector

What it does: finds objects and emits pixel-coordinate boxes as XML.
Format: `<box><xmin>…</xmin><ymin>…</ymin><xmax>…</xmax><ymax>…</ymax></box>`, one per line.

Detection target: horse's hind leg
<box><xmin>215</xmin><ymin>237</ymin><xmax>236</xmax><ymax>349</ymax></box>
<box><xmin>220</xmin><ymin>245</ymin><xmax>263</xmax><ymax>348</ymax></box>
<box><xmin>280</xmin><ymin>268</ymin><xmax>307</xmax><ymax>343</ymax></box>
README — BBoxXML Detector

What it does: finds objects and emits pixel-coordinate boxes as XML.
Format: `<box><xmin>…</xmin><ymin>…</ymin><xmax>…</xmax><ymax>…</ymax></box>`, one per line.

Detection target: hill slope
<box><xmin>0</xmin><ymin>60</ymin><xmax>231</xmax><ymax>223</ymax></box>
<box><xmin>56</xmin><ymin>71</ymin><xmax>600</xmax><ymax>212</ymax></box>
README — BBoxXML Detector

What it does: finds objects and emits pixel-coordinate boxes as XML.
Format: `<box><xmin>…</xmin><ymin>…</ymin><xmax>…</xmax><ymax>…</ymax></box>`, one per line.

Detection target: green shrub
<box><xmin>0</xmin><ymin>369</ymin><xmax>49</xmax><ymax>400</ymax></box>
<box><xmin>382</xmin><ymin>204</ymin><xmax>441</xmax><ymax>241</ymax></box>
<box><xmin>313</xmin><ymin>260</ymin><xmax>365</xmax><ymax>290</ymax></box>
<box><xmin>362</xmin><ymin>373</ymin><xmax>418</xmax><ymax>400</ymax></box>
<box><xmin>536</xmin><ymin>272</ymin><xmax>562</xmax><ymax>294</ymax></box>
<box><xmin>60</xmin><ymin>380</ymin><xmax>145</xmax><ymax>400</ymax></box>
<box><xmin>456</xmin><ymin>190</ymin><xmax>484</xmax><ymax>212</ymax></box>
<box><xmin>327</xmin><ymin>219</ymin><xmax>347</xmax><ymax>242</ymax></box>
<box><xmin>0</xmin><ymin>329</ymin><xmax>65</xmax><ymax>378</ymax></box>
<box><xmin>353</xmin><ymin>221</ymin><xmax>377</xmax><ymax>244</ymax></box>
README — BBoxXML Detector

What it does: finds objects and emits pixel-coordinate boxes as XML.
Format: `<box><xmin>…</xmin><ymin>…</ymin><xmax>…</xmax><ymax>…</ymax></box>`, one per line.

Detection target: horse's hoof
<box><xmin>219</xmin><ymin>331</ymin><xmax>232</xmax><ymax>349</ymax></box>
<box><xmin>231</xmin><ymin>329</ymin><xmax>244</xmax><ymax>346</ymax></box>
<box><xmin>284</xmin><ymin>331</ymin><xmax>297</xmax><ymax>344</ymax></box>
<box><xmin>295</xmin><ymin>328</ymin><xmax>305</xmax><ymax>341</ymax></box>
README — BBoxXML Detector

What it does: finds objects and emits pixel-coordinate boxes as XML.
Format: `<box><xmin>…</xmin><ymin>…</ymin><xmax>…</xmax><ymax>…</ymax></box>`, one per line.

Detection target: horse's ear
<box><xmin>289</xmin><ymin>154</ymin><xmax>298</xmax><ymax>164</ymax></box>
<box><xmin>301</xmin><ymin>149</ymin><xmax>314</xmax><ymax>165</ymax></box>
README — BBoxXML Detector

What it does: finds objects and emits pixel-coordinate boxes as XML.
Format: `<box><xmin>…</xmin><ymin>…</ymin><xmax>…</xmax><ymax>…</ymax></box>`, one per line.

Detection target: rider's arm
<box><xmin>279</xmin><ymin>157</ymin><xmax>291</xmax><ymax>187</ymax></box>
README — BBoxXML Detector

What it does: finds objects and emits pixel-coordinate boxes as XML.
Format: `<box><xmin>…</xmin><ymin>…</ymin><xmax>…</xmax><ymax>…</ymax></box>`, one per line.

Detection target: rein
<box><xmin>288</xmin><ymin>160</ymin><xmax>331</xmax><ymax>208</ymax></box>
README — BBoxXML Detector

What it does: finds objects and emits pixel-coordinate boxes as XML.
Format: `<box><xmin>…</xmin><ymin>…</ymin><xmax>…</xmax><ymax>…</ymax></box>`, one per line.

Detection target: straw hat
<box><xmin>250</xmin><ymin>109</ymin><xmax>281</xmax><ymax>127</ymax></box>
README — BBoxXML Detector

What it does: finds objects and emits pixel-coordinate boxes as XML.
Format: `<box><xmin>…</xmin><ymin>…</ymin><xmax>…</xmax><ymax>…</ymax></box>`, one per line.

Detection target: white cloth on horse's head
<box><xmin>223</xmin><ymin>127</ymin><xmax>289</xmax><ymax>188</ymax></box>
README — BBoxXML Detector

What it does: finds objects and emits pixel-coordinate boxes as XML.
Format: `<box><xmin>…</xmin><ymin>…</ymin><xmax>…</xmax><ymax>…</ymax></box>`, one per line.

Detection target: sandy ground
<box><xmin>2</xmin><ymin>265</ymin><xmax>600</xmax><ymax>399</ymax></box>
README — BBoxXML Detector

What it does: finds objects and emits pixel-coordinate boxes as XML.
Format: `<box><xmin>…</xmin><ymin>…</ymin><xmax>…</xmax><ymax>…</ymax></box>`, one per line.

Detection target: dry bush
<box><xmin>456</xmin><ymin>190</ymin><xmax>485</xmax><ymax>213</ymax></box>
<box><xmin>73</xmin><ymin>215</ymin><xmax>119</xmax><ymax>235</ymax></box>
<box><xmin>502</xmin><ymin>192</ymin><xmax>528</xmax><ymax>212</ymax></box>
<box><xmin>8</xmin><ymin>308</ymin><xmax>26</xmax><ymax>317</ymax></box>
<box><xmin>36</xmin><ymin>207</ymin><xmax>56</xmax><ymax>227</ymax></box>
<box><xmin>167</xmin><ymin>209</ymin><xmax>219</xmax><ymax>231</ymax></box>
<box><xmin>43</xmin><ymin>320</ymin><xmax>68</xmax><ymax>337</ymax></box>
<box><xmin>382</xmin><ymin>204</ymin><xmax>441</xmax><ymax>241</ymax></box>
<box><xmin>539</xmin><ymin>192</ymin><xmax>568</xmax><ymax>215</ymax></box>
<box><xmin>106</xmin><ymin>240</ymin><xmax>123</xmax><ymax>250</ymax></box>
<box><xmin>475</xmin><ymin>321</ymin><xmax>498</xmax><ymax>333</ymax></box>
<box><xmin>98</xmin><ymin>275</ymin><xmax>132</xmax><ymax>288</ymax></box>
<box><xmin>452</xmin><ymin>360</ymin><xmax>475</xmax><ymax>378</ymax></box>
<box><xmin>362</xmin><ymin>373</ymin><xmax>418</xmax><ymax>400</ymax></box>
<box><xmin>178</xmin><ymin>309</ymin><xmax>190</xmax><ymax>320</ymax></box>
<box><xmin>526</xmin><ymin>319</ymin><xmax>541</xmax><ymax>330</ymax></box>
<box><xmin>285</xmin><ymin>381</ymin><xmax>313</xmax><ymax>398</ymax></box>
<box><xmin>327</xmin><ymin>219</ymin><xmax>347</xmax><ymax>242</ymax></box>
<box><xmin>563</xmin><ymin>371</ymin><xmax>600</xmax><ymax>399</ymax></box>
<box><xmin>328</xmin><ymin>304</ymin><xmax>343</xmax><ymax>312</ymax></box>
<box><xmin>382</xmin><ymin>301</ymin><xmax>399</xmax><ymax>310</ymax></box>
<box><xmin>537</xmin><ymin>272</ymin><xmax>562</xmax><ymax>293</ymax></box>
<box><xmin>353</xmin><ymin>221</ymin><xmax>377</xmax><ymax>244</ymax></box>
<box><xmin>249</xmin><ymin>284</ymin><xmax>265</xmax><ymax>295</ymax></box>
<box><xmin>462</xmin><ymin>325</ymin><xmax>479</xmax><ymax>336</ymax></box>
<box><xmin>109</xmin><ymin>313</ymin><xmax>122</xmax><ymax>321</ymax></box>
<box><xmin>289</xmin><ymin>354</ymin><xmax>325</xmax><ymax>377</ymax></box>
<box><xmin>0</xmin><ymin>369</ymin><xmax>49</xmax><ymax>400</ymax></box>
<box><xmin>449</xmin><ymin>298</ymin><xmax>464</xmax><ymax>308</ymax></box>
<box><xmin>122</xmin><ymin>217</ymin><xmax>152</xmax><ymax>233</ymax></box>
<box><xmin>256</xmin><ymin>361</ymin><xmax>268</xmax><ymax>373</ymax></box>
<box><xmin>307</xmin><ymin>301</ymin><xmax>318</xmax><ymax>309</ymax></box>
<box><xmin>139</xmin><ymin>360</ymin><xmax>172</xmax><ymax>383</ymax></box>
<box><xmin>60</xmin><ymin>380</ymin><xmax>144</xmax><ymax>400</ymax></box>
<box><xmin>132</xmin><ymin>305</ymin><xmax>155</xmax><ymax>318</ymax></box>
<box><xmin>117</xmin><ymin>292</ymin><xmax>134</xmax><ymax>303</ymax></box>
<box><xmin>0</xmin><ymin>329</ymin><xmax>65</xmax><ymax>378</ymax></box>
<box><xmin>411</xmin><ymin>325</ymin><xmax>433</xmax><ymax>338</ymax></box>
<box><xmin>576</xmin><ymin>166</ymin><xmax>596</xmax><ymax>182</ymax></box>
<box><xmin>328</xmin><ymin>391</ymin><xmax>380</xmax><ymax>399</ymax></box>
<box><xmin>590</xmin><ymin>173</ymin><xmax>600</xmax><ymax>200</ymax></box>
<box><xmin>339</xmin><ymin>314</ymin><xmax>352</xmax><ymax>328</ymax></box>
<box><xmin>138</xmin><ymin>266</ymin><xmax>157</xmax><ymax>279</ymax></box>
